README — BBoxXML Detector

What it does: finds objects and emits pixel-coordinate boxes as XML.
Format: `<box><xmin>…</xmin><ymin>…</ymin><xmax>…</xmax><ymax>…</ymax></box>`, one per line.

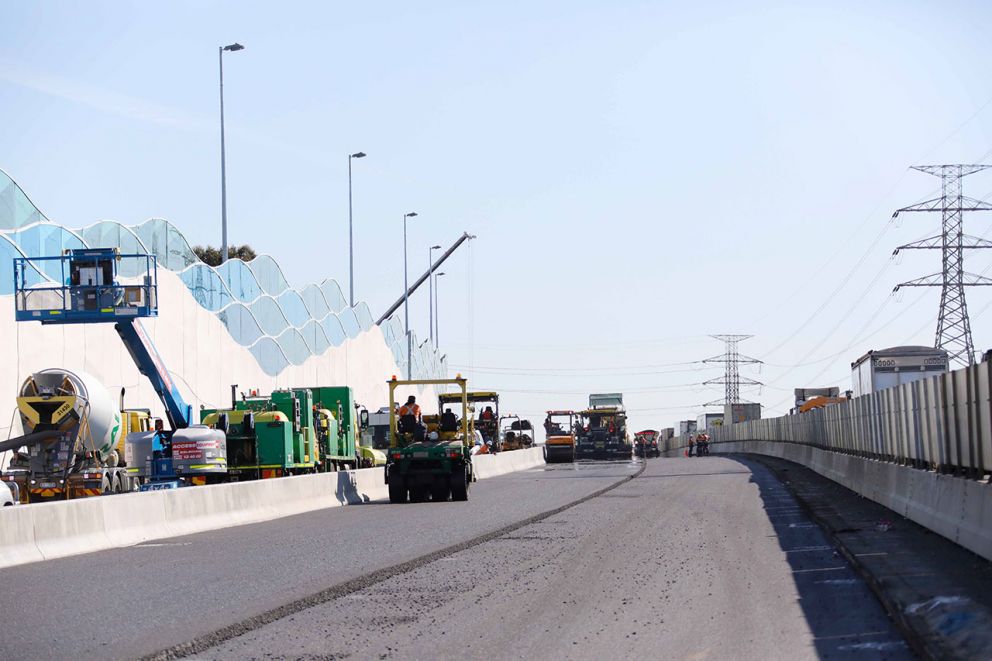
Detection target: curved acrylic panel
<box><xmin>338</xmin><ymin>308</ymin><xmax>361</xmax><ymax>339</ymax></box>
<box><xmin>132</xmin><ymin>218</ymin><xmax>198</xmax><ymax>271</ymax></box>
<box><xmin>0</xmin><ymin>168</ymin><xmax>48</xmax><ymax>230</ymax></box>
<box><xmin>277</xmin><ymin>290</ymin><xmax>311</xmax><ymax>328</ymax></box>
<box><xmin>215</xmin><ymin>259</ymin><xmax>263</xmax><ymax>303</ymax></box>
<box><xmin>180</xmin><ymin>265</ymin><xmax>235</xmax><ymax>312</ymax></box>
<box><xmin>381</xmin><ymin>320</ymin><xmax>397</xmax><ymax>347</ymax></box>
<box><xmin>319</xmin><ymin>314</ymin><xmax>347</xmax><ymax>346</ymax></box>
<box><xmin>300</xmin><ymin>283</ymin><xmax>331</xmax><ymax>320</ymax></box>
<box><xmin>248</xmin><ymin>337</ymin><xmax>290</xmax><ymax>377</ymax></box>
<box><xmin>248</xmin><ymin>296</ymin><xmax>293</xmax><ymax>337</ymax></box>
<box><xmin>299</xmin><ymin>320</ymin><xmax>332</xmax><ymax>356</ymax></box>
<box><xmin>319</xmin><ymin>280</ymin><xmax>347</xmax><ymax>313</ymax></box>
<box><xmin>246</xmin><ymin>255</ymin><xmax>290</xmax><ymax>295</ymax></box>
<box><xmin>354</xmin><ymin>302</ymin><xmax>374</xmax><ymax>331</ymax></box>
<box><xmin>216</xmin><ymin>303</ymin><xmax>265</xmax><ymax>346</ymax></box>
<box><xmin>274</xmin><ymin>328</ymin><xmax>311</xmax><ymax>366</ymax></box>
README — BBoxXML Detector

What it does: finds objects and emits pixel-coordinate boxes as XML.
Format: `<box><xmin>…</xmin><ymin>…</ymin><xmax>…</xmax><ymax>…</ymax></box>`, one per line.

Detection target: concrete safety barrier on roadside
<box><xmin>472</xmin><ymin>446</ymin><xmax>544</xmax><ymax>479</ymax></box>
<box><xmin>0</xmin><ymin>446</ymin><xmax>547</xmax><ymax>571</ymax></box>
<box><xmin>697</xmin><ymin>441</ymin><xmax>992</xmax><ymax>563</ymax></box>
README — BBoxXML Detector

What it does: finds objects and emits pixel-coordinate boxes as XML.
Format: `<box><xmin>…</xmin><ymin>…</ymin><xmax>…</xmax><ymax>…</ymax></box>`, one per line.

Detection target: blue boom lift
<box><xmin>13</xmin><ymin>248</ymin><xmax>227</xmax><ymax>488</ymax></box>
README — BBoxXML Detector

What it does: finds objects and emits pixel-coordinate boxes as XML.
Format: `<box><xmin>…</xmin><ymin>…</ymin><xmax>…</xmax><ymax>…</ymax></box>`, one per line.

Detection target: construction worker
<box><xmin>398</xmin><ymin>395</ymin><xmax>425</xmax><ymax>442</ymax></box>
<box><xmin>697</xmin><ymin>433</ymin><xmax>710</xmax><ymax>456</ymax></box>
<box><xmin>479</xmin><ymin>406</ymin><xmax>496</xmax><ymax>423</ymax></box>
<box><xmin>687</xmin><ymin>434</ymin><xmax>695</xmax><ymax>457</ymax></box>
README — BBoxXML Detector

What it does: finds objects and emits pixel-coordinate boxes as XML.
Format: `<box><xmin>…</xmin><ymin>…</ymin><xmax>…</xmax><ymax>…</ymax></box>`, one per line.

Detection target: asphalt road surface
<box><xmin>0</xmin><ymin>456</ymin><xmax>911</xmax><ymax>660</ymax></box>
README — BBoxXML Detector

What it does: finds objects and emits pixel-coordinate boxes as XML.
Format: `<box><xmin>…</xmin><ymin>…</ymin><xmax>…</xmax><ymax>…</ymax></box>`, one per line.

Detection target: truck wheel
<box><xmin>101</xmin><ymin>475</ymin><xmax>112</xmax><ymax>495</ymax></box>
<box><xmin>111</xmin><ymin>474</ymin><xmax>123</xmax><ymax>494</ymax></box>
<box><xmin>388</xmin><ymin>474</ymin><xmax>407</xmax><ymax>503</ymax></box>
<box><xmin>431</xmin><ymin>479</ymin><xmax>450</xmax><ymax>502</ymax></box>
<box><xmin>450</xmin><ymin>466</ymin><xmax>469</xmax><ymax>501</ymax></box>
<box><xmin>409</xmin><ymin>486</ymin><xmax>427</xmax><ymax>503</ymax></box>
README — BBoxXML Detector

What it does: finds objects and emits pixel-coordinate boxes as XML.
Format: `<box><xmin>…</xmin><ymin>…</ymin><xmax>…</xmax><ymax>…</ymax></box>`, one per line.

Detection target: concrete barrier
<box><xmin>472</xmin><ymin>446</ymin><xmax>544</xmax><ymax>479</ymax></box>
<box><xmin>0</xmin><ymin>504</ymin><xmax>43</xmax><ymax>567</ymax></box>
<box><xmin>708</xmin><ymin>440</ymin><xmax>992</xmax><ymax>562</ymax></box>
<box><xmin>0</xmin><ymin>447</ymin><xmax>546</xmax><ymax>570</ymax></box>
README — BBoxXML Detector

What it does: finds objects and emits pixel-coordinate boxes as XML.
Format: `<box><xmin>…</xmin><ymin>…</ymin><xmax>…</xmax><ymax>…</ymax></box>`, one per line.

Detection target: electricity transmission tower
<box><xmin>702</xmin><ymin>334</ymin><xmax>762</xmax><ymax>407</ymax></box>
<box><xmin>893</xmin><ymin>164</ymin><xmax>992</xmax><ymax>367</ymax></box>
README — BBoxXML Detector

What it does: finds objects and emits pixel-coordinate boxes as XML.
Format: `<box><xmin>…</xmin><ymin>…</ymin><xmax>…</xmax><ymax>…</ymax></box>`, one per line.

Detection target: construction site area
<box><xmin>5</xmin><ymin>3</ymin><xmax>992</xmax><ymax>660</ymax></box>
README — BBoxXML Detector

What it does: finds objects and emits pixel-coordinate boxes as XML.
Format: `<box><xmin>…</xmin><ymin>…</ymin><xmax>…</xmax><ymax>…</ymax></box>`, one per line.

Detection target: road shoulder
<box><xmin>738</xmin><ymin>453</ymin><xmax>992</xmax><ymax>660</ymax></box>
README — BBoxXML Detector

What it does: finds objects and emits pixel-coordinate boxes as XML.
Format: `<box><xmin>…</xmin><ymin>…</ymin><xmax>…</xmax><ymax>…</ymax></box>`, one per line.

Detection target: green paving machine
<box><xmin>201</xmin><ymin>385</ymin><xmax>367</xmax><ymax>479</ymax></box>
<box><xmin>201</xmin><ymin>388</ymin><xmax>324</xmax><ymax>479</ymax></box>
<box><xmin>385</xmin><ymin>377</ymin><xmax>474</xmax><ymax>503</ymax></box>
<box><xmin>307</xmin><ymin>386</ymin><xmax>362</xmax><ymax>471</ymax></box>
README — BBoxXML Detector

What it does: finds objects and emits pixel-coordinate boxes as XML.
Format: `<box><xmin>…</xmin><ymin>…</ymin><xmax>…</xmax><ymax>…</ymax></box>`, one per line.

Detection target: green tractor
<box><xmin>385</xmin><ymin>377</ymin><xmax>474</xmax><ymax>503</ymax></box>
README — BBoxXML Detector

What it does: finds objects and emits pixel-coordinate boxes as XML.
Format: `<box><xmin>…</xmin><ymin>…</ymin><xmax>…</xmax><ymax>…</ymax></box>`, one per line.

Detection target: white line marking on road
<box><xmin>135</xmin><ymin>542</ymin><xmax>192</xmax><ymax>548</ymax></box>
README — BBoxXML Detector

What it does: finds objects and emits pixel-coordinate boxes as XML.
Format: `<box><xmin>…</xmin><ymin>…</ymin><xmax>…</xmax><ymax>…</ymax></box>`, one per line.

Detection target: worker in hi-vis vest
<box><xmin>398</xmin><ymin>395</ymin><xmax>426</xmax><ymax>442</ymax></box>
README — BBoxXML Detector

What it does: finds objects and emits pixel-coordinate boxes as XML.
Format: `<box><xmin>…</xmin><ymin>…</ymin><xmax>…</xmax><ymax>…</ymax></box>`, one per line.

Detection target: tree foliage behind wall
<box><xmin>192</xmin><ymin>244</ymin><xmax>258</xmax><ymax>266</ymax></box>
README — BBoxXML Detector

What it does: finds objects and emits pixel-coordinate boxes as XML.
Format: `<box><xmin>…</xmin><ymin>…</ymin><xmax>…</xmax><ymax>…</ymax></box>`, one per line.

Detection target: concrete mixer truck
<box><xmin>0</xmin><ymin>369</ymin><xmax>156</xmax><ymax>502</ymax></box>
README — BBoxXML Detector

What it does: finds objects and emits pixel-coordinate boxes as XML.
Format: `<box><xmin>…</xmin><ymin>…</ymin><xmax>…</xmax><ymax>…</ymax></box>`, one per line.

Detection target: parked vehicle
<box><xmin>1</xmin><ymin>479</ymin><xmax>16</xmax><ymax>506</ymax></box>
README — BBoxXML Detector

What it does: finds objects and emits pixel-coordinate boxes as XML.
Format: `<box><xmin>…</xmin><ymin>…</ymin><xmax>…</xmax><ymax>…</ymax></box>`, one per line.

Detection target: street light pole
<box><xmin>347</xmin><ymin>151</ymin><xmax>366</xmax><ymax>307</ymax></box>
<box><xmin>219</xmin><ymin>42</ymin><xmax>244</xmax><ymax>264</ymax></box>
<box><xmin>428</xmin><ymin>244</ymin><xmax>441</xmax><ymax>345</ymax></box>
<box><xmin>403</xmin><ymin>212</ymin><xmax>418</xmax><ymax>379</ymax></box>
<box><xmin>435</xmin><ymin>272</ymin><xmax>446</xmax><ymax>349</ymax></box>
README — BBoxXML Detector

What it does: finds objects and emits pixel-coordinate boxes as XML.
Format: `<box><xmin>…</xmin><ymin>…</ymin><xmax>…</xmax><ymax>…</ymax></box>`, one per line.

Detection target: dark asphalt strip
<box><xmin>736</xmin><ymin>454</ymin><xmax>930</xmax><ymax>660</ymax></box>
<box><xmin>143</xmin><ymin>461</ymin><xmax>646</xmax><ymax>661</ymax></box>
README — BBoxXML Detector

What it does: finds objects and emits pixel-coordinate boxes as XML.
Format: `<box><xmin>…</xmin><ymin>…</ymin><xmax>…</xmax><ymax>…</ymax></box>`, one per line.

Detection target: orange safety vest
<box><xmin>399</xmin><ymin>403</ymin><xmax>421</xmax><ymax>418</ymax></box>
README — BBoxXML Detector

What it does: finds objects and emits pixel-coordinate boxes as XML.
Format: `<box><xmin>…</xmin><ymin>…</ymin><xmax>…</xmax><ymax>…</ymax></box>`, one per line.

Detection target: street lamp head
<box><xmin>437</xmin><ymin>272</ymin><xmax>446</xmax><ymax>277</ymax></box>
<box><xmin>430</xmin><ymin>244</ymin><xmax>442</xmax><ymax>250</ymax></box>
<box><xmin>351</xmin><ymin>152</ymin><xmax>366</xmax><ymax>159</ymax></box>
<box><xmin>223</xmin><ymin>43</ymin><xmax>245</xmax><ymax>52</ymax></box>
<box><xmin>405</xmin><ymin>212</ymin><xmax>418</xmax><ymax>218</ymax></box>
<box><xmin>466</xmin><ymin>234</ymin><xmax>478</xmax><ymax>240</ymax></box>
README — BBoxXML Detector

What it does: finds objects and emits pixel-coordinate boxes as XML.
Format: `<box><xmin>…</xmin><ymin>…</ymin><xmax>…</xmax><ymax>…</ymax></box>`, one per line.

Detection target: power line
<box><xmin>446</xmin><ymin>362</ymin><xmax>707</xmax><ymax>378</ymax></box>
<box><xmin>764</xmin><ymin>290</ymin><xmax>933</xmax><ymax>414</ymax></box>
<box><xmin>447</xmin><ymin>359</ymin><xmax>703</xmax><ymax>372</ymax></box>
<box><xmin>494</xmin><ymin>382</ymin><xmax>718</xmax><ymax>395</ymax></box>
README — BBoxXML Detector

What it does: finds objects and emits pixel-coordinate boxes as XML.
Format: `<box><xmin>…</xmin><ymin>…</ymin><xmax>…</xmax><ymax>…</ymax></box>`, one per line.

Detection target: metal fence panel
<box><xmin>978</xmin><ymin>363</ymin><xmax>992</xmax><ymax>473</ymax></box>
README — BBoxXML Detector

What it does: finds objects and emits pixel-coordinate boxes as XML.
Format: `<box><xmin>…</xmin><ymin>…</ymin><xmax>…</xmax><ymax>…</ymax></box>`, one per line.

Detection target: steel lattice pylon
<box><xmin>893</xmin><ymin>164</ymin><xmax>992</xmax><ymax>367</ymax></box>
<box><xmin>702</xmin><ymin>334</ymin><xmax>762</xmax><ymax>407</ymax></box>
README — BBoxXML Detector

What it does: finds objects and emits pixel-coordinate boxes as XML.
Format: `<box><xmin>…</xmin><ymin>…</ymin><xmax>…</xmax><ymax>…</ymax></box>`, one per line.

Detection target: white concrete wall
<box><xmin>0</xmin><ymin>447</ymin><xmax>548</xmax><ymax>569</ymax></box>
<box><xmin>706</xmin><ymin>441</ymin><xmax>992</xmax><ymax>563</ymax></box>
<box><xmin>0</xmin><ymin>269</ymin><xmax>437</xmax><ymax>460</ymax></box>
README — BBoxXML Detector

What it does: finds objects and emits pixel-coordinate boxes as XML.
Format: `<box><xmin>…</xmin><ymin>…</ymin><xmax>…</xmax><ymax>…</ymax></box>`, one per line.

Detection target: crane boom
<box><xmin>376</xmin><ymin>231</ymin><xmax>475</xmax><ymax>325</ymax></box>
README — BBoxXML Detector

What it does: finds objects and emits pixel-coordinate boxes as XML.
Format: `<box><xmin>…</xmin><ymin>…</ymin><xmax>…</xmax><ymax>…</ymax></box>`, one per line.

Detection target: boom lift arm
<box><xmin>116</xmin><ymin>320</ymin><xmax>192</xmax><ymax>430</ymax></box>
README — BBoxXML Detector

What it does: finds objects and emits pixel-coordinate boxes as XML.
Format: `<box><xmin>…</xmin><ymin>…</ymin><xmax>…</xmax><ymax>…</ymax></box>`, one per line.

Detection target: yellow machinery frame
<box><xmin>388</xmin><ymin>377</ymin><xmax>469</xmax><ymax>448</ymax></box>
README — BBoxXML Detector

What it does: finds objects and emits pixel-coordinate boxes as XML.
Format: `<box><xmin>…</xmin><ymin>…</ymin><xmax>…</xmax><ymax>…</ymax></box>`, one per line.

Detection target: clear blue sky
<box><xmin>3</xmin><ymin>1</ymin><xmax>992</xmax><ymax>430</ymax></box>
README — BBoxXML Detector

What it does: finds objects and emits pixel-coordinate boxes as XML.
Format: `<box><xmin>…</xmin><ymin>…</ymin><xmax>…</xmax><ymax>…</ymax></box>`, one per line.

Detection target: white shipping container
<box><xmin>851</xmin><ymin>346</ymin><xmax>949</xmax><ymax>397</ymax></box>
